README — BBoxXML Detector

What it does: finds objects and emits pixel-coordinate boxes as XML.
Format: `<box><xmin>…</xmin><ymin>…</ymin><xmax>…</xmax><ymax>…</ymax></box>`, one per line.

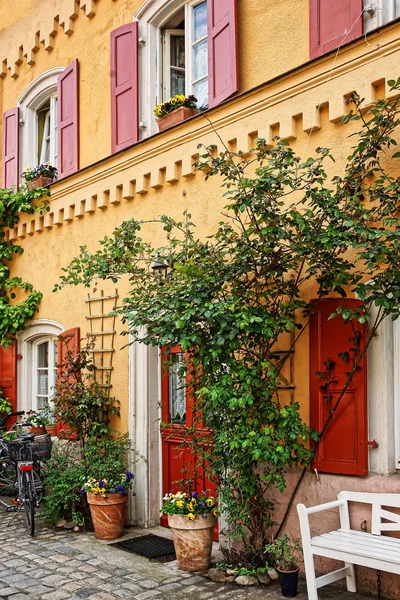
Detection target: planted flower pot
<box><xmin>277</xmin><ymin>568</ymin><xmax>299</xmax><ymax>598</ymax></box>
<box><xmin>45</xmin><ymin>424</ymin><xmax>58</xmax><ymax>437</ymax></box>
<box><xmin>157</xmin><ymin>107</ymin><xmax>196</xmax><ymax>132</ymax></box>
<box><xmin>87</xmin><ymin>492</ymin><xmax>127</xmax><ymax>540</ymax></box>
<box><xmin>27</xmin><ymin>176</ymin><xmax>54</xmax><ymax>191</ymax></box>
<box><xmin>168</xmin><ymin>514</ymin><xmax>215</xmax><ymax>571</ymax></box>
<box><xmin>29</xmin><ymin>426</ymin><xmax>46</xmax><ymax>435</ymax></box>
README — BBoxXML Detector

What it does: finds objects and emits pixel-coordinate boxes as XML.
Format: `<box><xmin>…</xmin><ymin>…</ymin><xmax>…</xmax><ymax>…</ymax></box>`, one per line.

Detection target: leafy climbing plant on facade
<box><xmin>0</xmin><ymin>186</ymin><xmax>49</xmax><ymax>347</ymax></box>
<box><xmin>55</xmin><ymin>80</ymin><xmax>400</xmax><ymax>560</ymax></box>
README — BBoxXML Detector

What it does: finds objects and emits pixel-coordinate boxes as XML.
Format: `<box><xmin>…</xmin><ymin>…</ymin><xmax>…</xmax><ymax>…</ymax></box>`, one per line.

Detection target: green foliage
<box><xmin>43</xmin><ymin>434</ymin><xmax>132</xmax><ymax>525</ymax></box>
<box><xmin>42</xmin><ymin>443</ymin><xmax>86</xmax><ymax>525</ymax></box>
<box><xmin>55</xmin><ymin>80</ymin><xmax>400</xmax><ymax>553</ymax></box>
<box><xmin>0</xmin><ymin>186</ymin><xmax>49</xmax><ymax>347</ymax></box>
<box><xmin>52</xmin><ymin>337</ymin><xmax>120</xmax><ymax>443</ymax></box>
<box><xmin>0</xmin><ymin>393</ymin><xmax>12</xmax><ymax>416</ymax></box>
<box><xmin>265</xmin><ymin>534</ymin><xmax>302</xmax><ymax>571</ymax></box>
<box><xmin>161</xmin><ymin>491</ymin><xmax>218</xmax><ymax>519</ymax></box>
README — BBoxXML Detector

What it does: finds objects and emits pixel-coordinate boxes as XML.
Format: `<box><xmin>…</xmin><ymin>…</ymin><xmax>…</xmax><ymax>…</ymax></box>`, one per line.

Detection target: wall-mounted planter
<box><xmin>157</xmin><ymin>107</ymin><xmax>197</xmax><ymax>132</ymax></box>
<box><xmin>27</xmin><ymin>176</ymin><xmax>54</xmax><ymax>191</ymax></box>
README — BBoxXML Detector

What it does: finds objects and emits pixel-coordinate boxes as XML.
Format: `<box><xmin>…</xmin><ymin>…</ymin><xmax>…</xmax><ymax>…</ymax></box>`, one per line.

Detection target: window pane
<box><xmin>194</xmin><ymin>1</ymin><xmax>207</xmax><ymax>41</ymax></box>
<box><xmin>193</xmin><ymin>40</ymin><xmax>208</xmax><ymax>81</ymax></box>
<box><xmin>169</xmin><ymin>353</ymin><xmax>186</xmax><ymax>425</ymax></box>
<box><xmin>193</xmin><ymin>78</ymin><xmax>208</xmax><ymax>109</ymax></box>
<box><xmin>37</xmin><ymin>342</ymin><xmax>49</xmax><ymax>368</ymax></box>
<box><xmin>170</xmin><ymin>35</ymin><xmax>185</xmax><ymax>69</ymax></box>
<box><xmin>171</xmin><ymin>69</ymin><xmax>186</xmax><ymax>97</ymax></box>
<box><xmin>37</xmin><ymin>372</ymin><xmax>49</xmax><ymax>396</ymax></box>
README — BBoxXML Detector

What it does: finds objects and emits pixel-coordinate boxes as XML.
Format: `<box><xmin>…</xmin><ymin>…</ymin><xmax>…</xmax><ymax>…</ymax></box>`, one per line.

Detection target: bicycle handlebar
<box><xmin>0</xmin><ymin>410</ymin><xmax>25</xmax><ymax>428</ymax></box>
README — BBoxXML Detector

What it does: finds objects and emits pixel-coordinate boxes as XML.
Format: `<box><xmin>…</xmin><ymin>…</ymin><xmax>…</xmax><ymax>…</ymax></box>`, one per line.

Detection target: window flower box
<box><xmin>154</xmin><ymin>95</ymin><xmax>197</xmax><ymax>132</ymax></box>
<box><xmin>27</xmin><ymin>176</ymin><xmax>54</xmax><ymax>191</ymax></box>
<box><xmin>22</xmin><ymin>163</ymin><xmax>57</xmax><ymax>191</ymax></box>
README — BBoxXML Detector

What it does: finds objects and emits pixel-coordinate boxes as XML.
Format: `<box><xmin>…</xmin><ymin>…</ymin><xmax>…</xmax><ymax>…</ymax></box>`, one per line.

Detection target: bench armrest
<box><xmin>300</xmin><ymin>499</ymin><xmax>346</xmax><ymax>515</ymax></box>
<box><xmin>297</xmin><ymin>498</ymin><xmax>350</xmax><ymax>543</ymax></box>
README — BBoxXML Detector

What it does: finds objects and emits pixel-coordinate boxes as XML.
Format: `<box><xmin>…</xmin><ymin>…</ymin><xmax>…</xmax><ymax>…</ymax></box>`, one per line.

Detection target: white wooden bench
<box><xmin>297</xmin><ymin>491</ymin><xmax>400</xmax><ymax>600</ymax></box>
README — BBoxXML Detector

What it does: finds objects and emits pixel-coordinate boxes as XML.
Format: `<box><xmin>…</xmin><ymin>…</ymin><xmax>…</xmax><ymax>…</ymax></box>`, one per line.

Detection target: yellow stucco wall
<box><xmin>0</xmin><ymin>0</ymin><xmax>309</xmax><ymax>171</ymax></box>
<box><xmin>1</xmin><ymin>1</ymin><xmax>400</xmax><ymax>433</ymax></box>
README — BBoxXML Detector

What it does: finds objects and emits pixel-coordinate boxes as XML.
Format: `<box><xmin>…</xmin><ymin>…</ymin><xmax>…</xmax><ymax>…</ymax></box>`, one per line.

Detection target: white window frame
<box><xmin>32</xmin><ymin>336</ymin><xmax>58</xmax><ymax>411</ymax></box>
<box><xmin>134</xmin><ymin>0</ymin><xmax>207</xmax><ymax>138</ymax></box>
<box><xmin>17</xmin><ymin>67</ymin><xmax>64</xmax><ymax>174</ymax></box>
<box><xmin>38</xmin><ymin>93</ymin><xmax>58</xmax><ymax>167</ymax></box>
<box><xmin>16</xmin><ymin>319</ymin><xmax>63</xmax><ymax>414</ymax></box>
<box><xmin>164</xmin><ymin>29</ymin><xmax>186</xmax><ymax>100</ymax></box>
<box><xmin>364</xmin><ymin>1</ymin><xmax>400</xmax><ymax>33</ymax></box>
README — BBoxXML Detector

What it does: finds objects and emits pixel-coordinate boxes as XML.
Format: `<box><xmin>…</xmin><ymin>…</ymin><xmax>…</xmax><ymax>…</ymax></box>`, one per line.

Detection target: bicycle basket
<box><xmin>6</xmin><ymin>438</ymin><xmax>52</xmax><ymax>462</ymax></box>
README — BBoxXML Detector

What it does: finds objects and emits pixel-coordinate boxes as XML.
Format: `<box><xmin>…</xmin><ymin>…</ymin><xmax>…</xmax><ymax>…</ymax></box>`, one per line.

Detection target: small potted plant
<box><xmin>22</xmin><ymin>163</ymin><xmax>58</xmax><ymax>190</ymax></box>
<box><xmin>161</xmin><ymin>491</ymin><xmax>218</xmax><ymax>571</ymax></box>
<box><xmin>265</xmin><ymin>534</ymin><xmax>302</xmax><ymax>598</ymax></box>
<box><xmin>24</xmin><ymin>410</ymin><xmax>48</xmax><ymax>435</ymax></box>
<box><xmin>82</xmin><ymin>471</ymin><xmax>135</xmax><ymax>540</ymax></box>
<box><xmin>42</xmin><ymin>405</ymin><xmax>58</xmax><ymax>437</ymax></box>
<box><xmin>154</xmin><ymin>95</ymin><xmax>197</xmax><ymax>132</ymax></box>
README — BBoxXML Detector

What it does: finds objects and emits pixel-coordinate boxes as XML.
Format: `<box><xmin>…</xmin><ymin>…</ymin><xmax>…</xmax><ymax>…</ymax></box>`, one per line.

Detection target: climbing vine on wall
<box><xmin>55</xmin><ymin>80</ymin><xmax>400</xmax><ymax>560</ymax></box>
<box><xmin>0</xmin><ymin>186</ymin><xmax>49</xmax><ymax>347</ymax></box>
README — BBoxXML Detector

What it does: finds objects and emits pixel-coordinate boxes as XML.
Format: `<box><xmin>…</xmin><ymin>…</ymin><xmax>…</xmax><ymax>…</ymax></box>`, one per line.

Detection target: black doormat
<box><xmin>110</xmin><ymin>534</ymin><xmax>176</xmax><ymax>562</ymax></box>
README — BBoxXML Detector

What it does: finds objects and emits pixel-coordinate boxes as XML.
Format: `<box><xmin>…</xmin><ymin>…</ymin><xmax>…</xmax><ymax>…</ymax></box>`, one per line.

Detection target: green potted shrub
<box><xmin>154</xmin><ymin>95</ymin><xmax>197</xmax><ymax>132</ymax></box>
<box><xmin>161</xmin><ymin>491</ymin><xmax>218</xmax><ymax>571</ymax></box>
<box><xmin>265</xmin><ymin>534</ymin><xmax>302</xmax><ymax>598</ymax></box>
<box><xmin>22</xmin><ymin>163</ymin><xmax>57</xmax><ymax>190</ymax></box>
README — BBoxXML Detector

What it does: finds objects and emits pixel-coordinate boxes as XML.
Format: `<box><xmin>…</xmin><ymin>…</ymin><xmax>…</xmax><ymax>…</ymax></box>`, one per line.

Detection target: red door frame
<box><xmin>160</xmin><ymin>346</ymin><xmax>218</xmax><ymax>539</ymax></box>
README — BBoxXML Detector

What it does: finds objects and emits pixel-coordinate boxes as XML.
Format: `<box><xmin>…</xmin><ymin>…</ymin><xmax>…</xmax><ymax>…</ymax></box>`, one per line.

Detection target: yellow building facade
<box><xmin>2</xmin><ymin>1</ymin><xmax>400</xmax><ymax>596</ymax></box>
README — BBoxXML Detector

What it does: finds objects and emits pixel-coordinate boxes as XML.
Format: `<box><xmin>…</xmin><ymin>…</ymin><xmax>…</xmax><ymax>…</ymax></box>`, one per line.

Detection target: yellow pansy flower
<box><xmin>176</xmin><ymin>500</ymin><xmax>184</xmax><ymax>508</ymax></box>
<box><xmin>187</xmin><ymin>513</ymin><xmax>195</xmax><ymax>521</ymax></box>
<box><xmin>206</xmin><ymin>498</ymin><xmax>214</xmax><ymax>507</ymax></box>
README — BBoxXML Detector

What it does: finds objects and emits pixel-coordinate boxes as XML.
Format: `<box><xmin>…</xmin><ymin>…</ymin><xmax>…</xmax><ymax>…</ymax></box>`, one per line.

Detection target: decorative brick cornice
<box><xmin>0</xmin><ymin>0</ymin><xmax>118</xmax><ymax>79</ymax></box>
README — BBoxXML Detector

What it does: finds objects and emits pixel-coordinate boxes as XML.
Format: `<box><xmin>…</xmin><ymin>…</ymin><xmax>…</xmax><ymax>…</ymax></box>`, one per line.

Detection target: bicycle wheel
<box><xmin>20</xmin><ymin>469</ymin><xmax>35</xmax><ymax>536</ymax></box>
<box><xmin>0</xmin><ymin>458</ymin><xmax>17</xmax><ymax>498</ymax></box>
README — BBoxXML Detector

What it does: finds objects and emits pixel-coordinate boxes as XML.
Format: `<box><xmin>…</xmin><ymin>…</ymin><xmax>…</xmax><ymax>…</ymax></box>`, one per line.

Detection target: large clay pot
<box><xmin>157</xmin><ymin>106</ymin><xmax>196</xmax><ymax>132</ymax></box>
<box><xmin>87</xmin><ymin>492</ymin><xmax>128</xmax><ymax>540</ymax></box>
<box><xmin>168</xmin><ymin>514</ymin><xmax>216</xmax><ymax>571</ymax></box>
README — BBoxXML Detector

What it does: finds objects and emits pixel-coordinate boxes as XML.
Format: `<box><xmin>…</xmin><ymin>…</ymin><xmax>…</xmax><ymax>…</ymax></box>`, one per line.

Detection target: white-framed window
<box><xmin>135</xmin><ymin>0</ymin><xmax>209</xmax><ymax>137</ymax></box>
<box><xmin>16</xmin><ymin>319</ymin><xmax>63</xmax><ymax>414</ymax></box>
<box><xmin>33</xmin><ymin>336</ymin><xmax>58</xmax><ymax>411</ymax></box>
<box><xmin>17</xmin><ymin>67</ymin><xmax>64</xmax><ymax>173</ymax></box>
<box><xmin>161</xmin><ymin>1</ymin><xmax>208</xmax><ymax>107</ymax></box>
<box><xmin>364</xmin><ymin>1</ymin><xmax>400</xmax><ymax>33</ymax></box>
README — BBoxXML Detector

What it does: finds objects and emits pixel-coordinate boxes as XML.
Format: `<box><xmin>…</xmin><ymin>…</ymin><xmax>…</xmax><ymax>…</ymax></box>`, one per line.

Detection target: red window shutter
<box><xmin>310</xmin><ymin>0</ymin><xmax>363</xmax><ymax>59</ymax></box>
<box><xmin>2</xmin><ymin>108</ymin><xmax>20</xmax><ymax>189</ymax></box>
<box><xmin>57</xmin><ymin>327</ymin><xmax>80</xmax><ymax>437</ymax></box>
<box><xmin>58</xmin><ymin>60</ymin><xmax>79</xmax><ymax>179</ymax></box>
<box><xmin>310</xmin><ymin>299</ymin><xmax>368</xmax><ymax>476</ymax></box>
<box><xmin>110</xmin><ymin>22</ymin><xmax>139</xmax><ymax>153</ymax></box>
<box><xmin>208</xmin><ymin>0</ymin><xmax>239</xmax><ymax>109</ymax></box>
<box><xmin>0</xmin><ymin>341</ymin><xmax>17</xmax><ymax>428</ymax></box>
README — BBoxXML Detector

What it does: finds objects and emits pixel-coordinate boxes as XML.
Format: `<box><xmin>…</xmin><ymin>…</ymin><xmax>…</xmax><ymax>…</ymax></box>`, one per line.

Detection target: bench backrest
<box><xmin>339</xmin><ymin>491</ymin><xmax>400</xmax><ymax>536</ymax></box>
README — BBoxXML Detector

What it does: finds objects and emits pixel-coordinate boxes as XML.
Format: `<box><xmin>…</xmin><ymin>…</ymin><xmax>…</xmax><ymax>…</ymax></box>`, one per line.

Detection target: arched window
<box><xmin>18</xmin><ymin>68</ymin><xmax>64</xmax><ymax>171</ymax></box>
<box><xmin>17</xmin><ymin>319</ymin><xmax>63</xmax><ymax>413</ymax></box>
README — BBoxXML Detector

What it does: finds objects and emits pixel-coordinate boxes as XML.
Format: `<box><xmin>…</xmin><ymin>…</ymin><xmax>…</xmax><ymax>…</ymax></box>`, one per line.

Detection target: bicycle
<box><xmin>0</xmin><ymin>411</ymin><xmax>25</xmax><ymax>497</ymax></box>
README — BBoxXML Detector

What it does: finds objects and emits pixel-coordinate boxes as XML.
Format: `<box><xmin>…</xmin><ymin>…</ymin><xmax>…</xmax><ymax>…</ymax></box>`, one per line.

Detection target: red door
<box><xmin>160</xmin><ymin>346</ymin><xmax>218</xmax><ymax>538</ymax></box>
<box><xmin>0</xmin><ymin>341</ymin><xmax>17</xmax><ymax>429</ymax></box>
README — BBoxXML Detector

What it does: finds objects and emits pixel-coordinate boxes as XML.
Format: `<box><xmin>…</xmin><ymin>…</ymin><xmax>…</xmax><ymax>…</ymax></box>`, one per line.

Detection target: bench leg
<box><xmin>345</xmin><ymin>562</ymin><xmax>357</xmax><ymax>593</ymax></box>
<box><xmin>303</xmin><ymin>548</ymin><xmax>319</xmax><ymax>600</ymax></box>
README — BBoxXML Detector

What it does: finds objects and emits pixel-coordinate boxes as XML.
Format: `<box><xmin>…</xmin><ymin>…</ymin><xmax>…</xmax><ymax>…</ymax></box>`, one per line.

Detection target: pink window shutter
<box><xmin>310</xmin><ymin>0</ymin><xmax>363</xmax><ymax>59</ymax></box>
<box><xmin>110</xmin><ymin>22</ymin><xmax>139</xmax><ymax>154</ymax></box>
<box><xmin>208</xmin><ymin>0</ymin><xmax>239</xmax><ymax>109</ymax></box>
<box><xmin>58</xmin><ymin>60</ymin><xmax>79</xmax><ymax>179</ymax></box>
<box><xmin>2</xmin><ymin>107</ymin><xmax>20</xmax><ymax>188</ymax></box>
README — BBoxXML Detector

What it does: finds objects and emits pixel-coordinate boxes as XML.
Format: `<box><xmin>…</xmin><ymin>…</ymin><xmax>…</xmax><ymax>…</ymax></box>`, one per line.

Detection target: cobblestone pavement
<box><xmin>0</xmin><ymin>512</ymin><xmax>374</xmax><ymax>600</ymax></box>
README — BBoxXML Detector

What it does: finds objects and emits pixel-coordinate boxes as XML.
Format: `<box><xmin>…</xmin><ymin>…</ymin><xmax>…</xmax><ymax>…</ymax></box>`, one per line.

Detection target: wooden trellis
<box><xmin>85</xmin><ymin>289</ymin><xmax>118</xmax><ymax>394</ymax></box>
<box><xmin>269</xmin><ymin>330</ymin><xmax>295</xmax><ymax>403</ymax></box>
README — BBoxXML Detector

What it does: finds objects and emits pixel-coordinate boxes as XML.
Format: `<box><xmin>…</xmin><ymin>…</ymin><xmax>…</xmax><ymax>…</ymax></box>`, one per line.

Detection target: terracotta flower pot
<box><xmin>27</xmin><ymin>176</ymin><xmax>54</xmax><ymax>191</ymax></box>
<box><xmin>29</xmin><ymin>426</ymin><xmax>46</xmax><ymax>435</ymax></box>
<box><xmin>168</xmin><ymin>514</ymin><xmax>216</xmax><ymax>571</ymax></box>
<box><xmin>45</xmin><ymin>424</ymin><xmax>58</xmax><ymax>437</ymax></box>
<box><xmin>157</xmin><ymin>106</ymin><xmax>197</xmax><ymax>132</ymax></box>
<box><xmin>87</xmin><ymin>492</ymin><xmax>128</xmax><ymax>540</ymax></box>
